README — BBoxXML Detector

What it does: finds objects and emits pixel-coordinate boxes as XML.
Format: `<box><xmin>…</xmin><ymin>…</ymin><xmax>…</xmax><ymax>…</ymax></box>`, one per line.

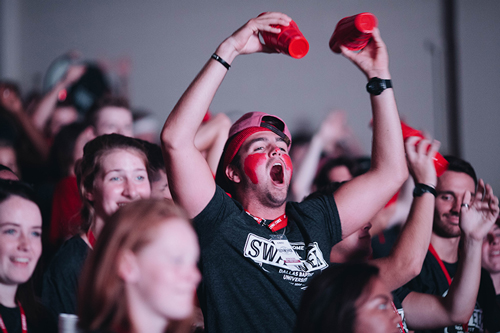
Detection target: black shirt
<box><xmin>405</xmin><ymin>250</ymin><xmax>500</xmax><ymax>333</ymax></box>
<box><xmin>41</xmin><ymin>235</ymin><xmax>90</xmax><ymax>321</ymax></box>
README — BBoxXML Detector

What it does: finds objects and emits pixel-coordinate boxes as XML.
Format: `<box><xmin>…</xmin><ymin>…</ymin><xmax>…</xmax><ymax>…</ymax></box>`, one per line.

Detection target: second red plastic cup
<box><xmin>329</xmin><ymin>12</ymin><xmax>378</xmax><ymax>54</ymax></box>
<box><xmin>401</xmin><ymin>121</ymin><xmax>449</xmax><ymax>177</ymax></box>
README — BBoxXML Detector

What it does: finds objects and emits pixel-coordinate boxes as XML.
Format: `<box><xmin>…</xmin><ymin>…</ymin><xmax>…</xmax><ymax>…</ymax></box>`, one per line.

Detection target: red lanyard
<box><xmin>428</xmin><ymin>244</ymin><xmax>468</xmax><ymax>332</ymax></box>
<box><xmin>245</xmin><ymin>211</ymin><xmax>288</xmax><ymax>232</ymax></box>
<box><xmin>391</xmin><ymin>301</ymin><xmax>406</xmax><ymax>333</ymax></box>
<box><xmin>0</xmin><ymin>301</ymin><xmax>27</xmax><ymax>333</ymax></box>
<box><xmin>87</xmin><ymin>229</ymin><xmax>96</xmax><ymax>249</ymax></box>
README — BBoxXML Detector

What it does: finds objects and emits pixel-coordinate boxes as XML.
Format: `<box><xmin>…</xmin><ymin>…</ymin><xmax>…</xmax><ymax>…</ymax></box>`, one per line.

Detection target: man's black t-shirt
<box><xmin>405</xmin><ymin>250</ymin><xmax>500</xmax><ymax>333</ymax></box>
<box><xmin>194</xmin><ymin>186</ymin><xmax>342</xmax><ymax>333</ymax></box>
<box><xmin>41</xmin><ymin>235</ymin><xmax>90</xmax><ymax>321</ymax></box>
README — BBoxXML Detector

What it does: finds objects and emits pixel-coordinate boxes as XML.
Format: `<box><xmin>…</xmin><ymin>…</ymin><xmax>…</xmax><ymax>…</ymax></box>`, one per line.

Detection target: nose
<box><xmin>364</xmin><ymin>222</ymin><xmax>372</xmax><ymax>232</ymax></box>
<box><xmin>122</xmin><ymin>179</ymin><xmax>138</xmax><ymax>199</ymax></box>
<box><xmin>492</xmin><ymin>234</ymin><xmax>500</xmax><ymax>245</ymax></box>
<box><xmin>270</xmin><ymin>146</ymin><xmax>282</xmax><ymax>157</ymax></box>
<box><xmin>17</xmin><ymin>232</ymin><xmax>31</xmax><ymax>252</ymax></box>
<box><xmin>186</xmin><ymin>265</ymin><xmax>202</xmax><ymax>286</ymax></box>
<box><xmin>451</xmin><ymin>198</ymin><xmax>462</xmax><ymax>214</ymax></box>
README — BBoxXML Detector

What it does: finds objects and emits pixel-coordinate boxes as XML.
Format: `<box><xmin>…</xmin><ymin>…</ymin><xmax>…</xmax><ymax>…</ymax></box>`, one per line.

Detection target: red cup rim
<box><xmin>354</xmin><ymin>12</ymin><xmax>377</xmax><ymax>33</ymax></box>
<box><xmin>288</xmin><ymin>37</ymin><xmax>309</xmax><ymax>59</ymax></box>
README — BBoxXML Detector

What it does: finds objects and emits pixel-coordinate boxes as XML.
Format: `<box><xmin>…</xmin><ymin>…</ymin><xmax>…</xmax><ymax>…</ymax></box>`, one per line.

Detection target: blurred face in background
<box><xmin>124</xmin><ymin>218</ymin><xmax>201</xmax><ymax>321</ymax></box>
<box><xmin>482</xmin><ymin>222</ymin><xmax>500</xmax><ymax>275</ymax></box>
<box><xmin>48</xmin><ymin>106</ymin><xmax>79</xmax><ymax>138</ymax></box>
<box><xmin>94</xmin><ymin>107</ymin><xmax>133</xmax><ymax>137</ymax></box>
<box><xmin>150</xmin><ymin>170</ymin><xmax>172</xmax><ymax>200</ymax></box>
<box><xmin>0</xmin><ymin>145</ymin><xmax>19</xmax><ymax>176</ymax></box>
<box><xmin>354</xmin><ymin>276</ymin><xmax>400</xmax><ymax>333</ymax></box>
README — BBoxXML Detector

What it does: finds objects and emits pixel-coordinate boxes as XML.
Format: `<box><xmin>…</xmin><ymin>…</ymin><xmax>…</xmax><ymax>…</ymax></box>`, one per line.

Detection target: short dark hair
<box><xmin>49</xmin><ymin>121</ymin><xmax>89</xmax><ymax>180</ymax></box>
<box><xmin>295</xmin><ymin>263</ymin><xmax>380</xmax><ymax>333</ymax></box>
<box><xmin>0</xmin><ymin>179</ymin><xmax>36</xmax><ymax>204</ymax></box>
<box><xmin>85</xmin><ymin>95</ymin><xmax>130</xmax><ymax>128</ymax></box>
<box><xmin>443</xmin><ymin>155</ymin><xmax>477</xmax><ymax>187</ymax></box>
<box><xmin>313</xmin><ymin>157</ymin><xmax>355</xmax><ymax>190</ymax></box>
<box><xmin>137</xmin><ymin>140</ymin><xmax>165</xmax><ymax>182</ymax></box>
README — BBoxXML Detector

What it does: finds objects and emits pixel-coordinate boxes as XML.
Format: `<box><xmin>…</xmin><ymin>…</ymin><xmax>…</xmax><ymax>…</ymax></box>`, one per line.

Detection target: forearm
<box><xmin>370</xmin><ymin>88</ymin><xmax>406</xmax><ymax>180</ymax></box>
<box><xmin>161</xmin><ymin>40</ymin><xmax>240</xmax><ymax>150</ymax></box>
<box><xmin>377</xmin><ymin>192</ymin><xmax>434</xmax><ymax>290</ymax></box>
<box><xmin>15</xmin><ymin>111</ymin><xmax>50</xmax><ymax>160</ymax></box>
<box><xmin>441</xmin><ymin>236</ymin><xmax>482</xmax><ymax>322</ymax></box>
<box><xmin>31</xmin><ymin>81</ymin><xmax>64</xmax><ymax>130</ymax></box>
<box><xmin>291</xmin><ymin>135</ymin><xmax>324</xmax><ymax>201</ymax></box>
<box><xmin>194</xmin><ymin>113</ymin><xmax>231</xmax><ymax>173</ymax></box>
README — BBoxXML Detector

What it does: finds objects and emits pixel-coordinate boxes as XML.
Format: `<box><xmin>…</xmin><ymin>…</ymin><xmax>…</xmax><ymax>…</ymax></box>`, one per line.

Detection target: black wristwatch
<box><xmin>366</xmin><ymin>77</ymin><xmax>392</xmax><ymax>95</ymax></box>
<box><xmin>413</xmin><ymin>183</ymin><xmax>437</xmax><ymax>197</ymax></box>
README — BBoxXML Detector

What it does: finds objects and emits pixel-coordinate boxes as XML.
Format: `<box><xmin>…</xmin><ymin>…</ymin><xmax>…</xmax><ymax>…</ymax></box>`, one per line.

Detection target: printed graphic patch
<box><xmin>243</xmin><ymin>233</ymin><xmax>328</xmax><ymax>287</ymax></box>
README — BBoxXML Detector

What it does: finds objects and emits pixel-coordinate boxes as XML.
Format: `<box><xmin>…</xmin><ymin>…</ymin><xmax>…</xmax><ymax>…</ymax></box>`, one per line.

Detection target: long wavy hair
<box><xmin>75</xmin><ymin>133</ymin><xmax>151</xmax><ymax>233</ymax></box>
<box><xmin>295</xmin><ymin>263</ymin><xmax>380</xmax><ymax>333</ymax></box>
<box><xmin>78</xmin><ymin>199</ymin><xmax>192</xmax><ymax>332</ymax></box>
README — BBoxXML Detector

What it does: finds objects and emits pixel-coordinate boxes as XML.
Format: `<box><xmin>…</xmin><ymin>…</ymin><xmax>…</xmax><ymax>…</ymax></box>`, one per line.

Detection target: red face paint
<box><xmin>244</xmin><ymin>153</ymin><xmax>267</xmax><ymax>184</ymax></box>
<box><xmin>283</xmin><ymin>154</ymin><xmax>293</xmax><ymax>177</ymax></box>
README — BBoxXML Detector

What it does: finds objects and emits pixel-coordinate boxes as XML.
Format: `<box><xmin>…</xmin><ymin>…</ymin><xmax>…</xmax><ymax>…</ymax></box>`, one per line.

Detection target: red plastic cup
<box><xmin>329</xmin><ymin>12</ymin><xmax>378</xmax><ymax>54</ymax></box>
<box><xmin>401</xmin><ymin>121</ymin><xmax>449</xmax><ymax>177</ymax></box>
<box><xmin>260</xmin><ymin>19</ymin><xmax>309</xmax><ymax>59</ymax></box>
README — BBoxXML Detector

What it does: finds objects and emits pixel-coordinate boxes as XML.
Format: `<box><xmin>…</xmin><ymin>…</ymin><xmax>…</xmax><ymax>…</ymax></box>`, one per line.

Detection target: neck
<box><xmin>81</xmin><ymin>216</ymin><xmax>105</xmax><ymax>248</ymax></box>
<box><xmin>490</xmin><ymin>272</ymin><xmax>500</xmax><ymax>295</ymax></box>
<box><xmin>242</xmin><ymin>200</ymin><xmax>286</xmax><ymax>220</ymax></box>
<box><xmin>0</xmin><ymin>283</ymin><xmax>18</xmax><ymax>308</ymax></box>
<box><xmin>430</xmin><ymin>232</ymin><xmax>460</xmax><ymax>263</ymax></box>
<box><xmin>126</xmin><ymin>287</ymin><xmax>168</xmax><ymax>333</ymax></box>
<box><xmin>92</xmin><ymin>215</ymin><xmax>106</xmax><ymax>240</ymax></box>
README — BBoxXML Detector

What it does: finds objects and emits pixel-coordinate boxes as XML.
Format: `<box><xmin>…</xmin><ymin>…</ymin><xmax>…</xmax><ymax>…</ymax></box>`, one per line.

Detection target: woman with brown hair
<box><xmin>78</xmin><ymin>199</ymin><xmax>201</xmax><ymax>333</ymax></box>
<box><xmin>42</xmin><ymin>133</ymin><xmax>152</xmax><ymax>320</ymax></box>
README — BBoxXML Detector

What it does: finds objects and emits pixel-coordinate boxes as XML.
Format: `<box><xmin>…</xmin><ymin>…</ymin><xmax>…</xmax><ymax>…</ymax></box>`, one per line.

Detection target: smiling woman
<box><xmin>42</xmin><ymin>133</ymin><xmax>152</xmax><ymax>321</ymax></box>
<box><xmin>0</xmin><ymin>180</ymin><xmax>57</xmax><ymax>332</ymax></box>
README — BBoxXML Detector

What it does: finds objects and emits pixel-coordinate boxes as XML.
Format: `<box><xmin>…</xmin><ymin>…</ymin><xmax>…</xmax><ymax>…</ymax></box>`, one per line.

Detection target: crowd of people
<box><xmin>0</xmin><ymin>11</ymin><xmax>499</xmax><ymax>333</ymax></box>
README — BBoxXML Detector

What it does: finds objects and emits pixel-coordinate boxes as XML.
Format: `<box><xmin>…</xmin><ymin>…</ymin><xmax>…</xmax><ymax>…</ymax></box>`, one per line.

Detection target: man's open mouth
<box><xmin>270</xmin><ymin>163</ymin><xmax>284</xmax><ymax>184</ymax></box>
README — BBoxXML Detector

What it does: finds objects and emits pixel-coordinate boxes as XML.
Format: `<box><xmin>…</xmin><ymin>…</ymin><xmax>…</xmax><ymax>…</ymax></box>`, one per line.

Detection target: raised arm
<box><xmin>194</xmin><ymin>112</ymin><xmax>232</xmax><ymax>174</ymax></box>
<box><xmin>374</xmin><ymin>137</ymin><xmax>439</xmax><ymax>291</ymax></box>
<box><xmin>334</xmin><ymin>28</ymin><xmax>408</xmax><ymax>238</ymax></box>
<box><xmin>30</xmin><ymin>65</ymin><xmax>86</xmax><ymax>131</ymax></box>
<box><xmin>291</xmin><ymin>110</ymin><xmax>349</xmax><ymax>201</ymax></box>
<box><xmin>161</xmin><ymin>12</ymin><xmax>291</xmax><ymax>218</ymax></box>
<box><xmin>402</xmin><ymin>180</ymin><xmax>500</xmax><ymax>329</ymax></box>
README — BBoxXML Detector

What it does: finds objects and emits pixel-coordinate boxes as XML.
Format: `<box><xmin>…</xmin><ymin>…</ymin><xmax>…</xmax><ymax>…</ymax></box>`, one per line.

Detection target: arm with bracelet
<box><xmin>161</xmin><ymin>12</ymin><xmax>292</xmax><ymax>218</ymax></box>
<box><xmin>332</xmin><ymin>28</ymin><xmax>408</xmax><ymax>239</ymax></box>
<box><xmin>373</xmin><ymin>136</ymin><xmax>440</xmax><ymax>291</ymax></box>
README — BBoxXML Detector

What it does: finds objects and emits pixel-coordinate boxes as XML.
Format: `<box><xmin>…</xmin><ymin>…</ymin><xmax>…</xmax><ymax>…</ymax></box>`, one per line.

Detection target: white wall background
<box><xmin>0</xmin><ymin>0</ymin><xmax>498</xmax><ymax>192</ymax></box>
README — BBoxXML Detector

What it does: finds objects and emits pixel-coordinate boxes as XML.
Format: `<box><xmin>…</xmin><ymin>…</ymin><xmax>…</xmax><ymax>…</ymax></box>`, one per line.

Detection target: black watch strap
<box><xmin>413</xmin><ymin>183</ymin><xmax>437</xmax><ymax>197</ymax></box>
<box><xmin>366</xmin><ymin>77</ymin><xmax>392</xmax><ymax>95</ymax></box>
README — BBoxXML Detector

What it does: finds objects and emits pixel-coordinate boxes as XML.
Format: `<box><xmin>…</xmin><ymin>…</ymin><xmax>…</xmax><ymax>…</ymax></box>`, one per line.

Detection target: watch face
<box><xmin>367</xmin><ymin>78</ymin><xmax>383</xmax><ymax>95</ymax></box>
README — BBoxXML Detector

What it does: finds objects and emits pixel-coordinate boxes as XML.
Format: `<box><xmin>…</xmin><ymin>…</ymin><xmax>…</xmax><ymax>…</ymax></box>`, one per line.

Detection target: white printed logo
<box><xmin>243</xmin><ymin>233</ymin><xmax>328</xmax><ymax>275</ymax></box>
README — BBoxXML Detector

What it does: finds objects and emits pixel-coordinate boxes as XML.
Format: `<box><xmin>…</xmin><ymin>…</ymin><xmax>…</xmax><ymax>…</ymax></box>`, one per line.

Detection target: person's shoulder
<box><xmin>194</xmin><ymin>185</ymin><xmax>241</xmax><ymax>220</ymax></box>
<box><xmin>46</xmin><ymin>235</ymin><xmax>90</xmax><ymax>272</ymax></box>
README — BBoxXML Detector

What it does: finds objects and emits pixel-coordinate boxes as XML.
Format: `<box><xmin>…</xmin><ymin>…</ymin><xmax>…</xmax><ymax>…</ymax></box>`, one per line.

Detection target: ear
<box><xmin>226</xmin><ymin>164</ymin><xmax>241</xmax><ymax>184</ymax></box>
<box><xmin>85</xmin><ymin>190</ymin><xmax>94</xmax><ymax>202</ymax></box>
<box><xmin>117</xmin><ymin>250</ymin><xmax>140</xmax><ymax>283</ymax></box>
<box><xmin>83</xmin><ymin>126</ymin><xmax>96</xmax><ymax>141</ymax></box>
